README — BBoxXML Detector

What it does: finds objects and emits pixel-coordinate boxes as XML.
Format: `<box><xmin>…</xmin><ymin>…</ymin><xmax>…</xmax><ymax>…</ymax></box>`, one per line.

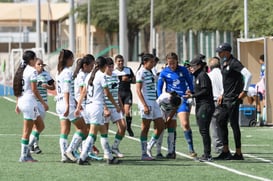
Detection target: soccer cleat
<box><xmin>141</xmin><ymin>153</ymin><xmax>154</xmax><ymax>161</ymax></box>
<box><xmin>112</xmin><ymin>147</ymin><xmax>124</xmax><ymax>158</ymax></box>
<box><xmin>155</xmin><ymin>153</ymin><xmax>164</xmax><ymax>159</ymax></box>
<box><xmin>61</xmin><ymin>156</ymin><xmax>75</xmax><ymax>163</ymax></box>
<box><xmin>189</xmin><ymin>151</ymin><xmax>197</xmax><ymax>158</ymax></box>
<box><xmin>232</xmin><ymin>153</ymin><xmax>244</xmax><ymax>160</ymax></box>
<box><xmin>88</xmin><ymin>152</ymin><xmax>103</xmax><ymax>161</ymax></box>
<box><xmin>198</xmin><ymin>155</ymin><xmax>213</xmax><ymax>162</ymax></box>
<box><xmin>64</xmin><ymin>151</ymin><xmax>77</xmax><ymax>162</ymax></box>
<box><xmin>106</xmin><ymin>157</ymin><xmax>121</xmax><ymax>165</ymax></box>
<box><xmin>19</xmin><ymin>155</ymin><xmax>38</xmax><ymax>163</ymax></box>
<box><xmin>166</xmin><ymin>152</ymin><xmax>176</xmax><ymax>159</ymax></box>
<box><xmin>92</xmin><ymin>145</ymin><xmax>100</xmax><ymax>155</ymax></box>
<box><xmin>213</xmin><ymin>151</ymin><xmax>232</xmax><ymax>160</ymax></box>
<box><xmin>77</xmin><ymin>158</ymin><xmax>91</xmax><ymax>165</ymax></box>
<box><xmin>30</xmin><ymin>145</ymin><xmax>42</xmax><ymax>154</ymax></box>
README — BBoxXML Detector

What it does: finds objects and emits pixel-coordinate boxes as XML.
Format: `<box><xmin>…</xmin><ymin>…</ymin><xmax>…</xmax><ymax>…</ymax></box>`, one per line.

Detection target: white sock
<box><xmin>21</xmin><ymin>143</ymin><xmax>29</xmax><ymax>158</ymax></box>
<box><xmin>156</xmin><ymin>131</ymin><xmax>164</xmax><ymax>155</ymax></box>
<box><xmin>80</xmin><ymin>135</ymin><xmax>94</xmax><ymax>161</ymax></box>
<box><xmin>59</xmin><ymin>138</ymin><xmax>68</xmax><ymax>157</ymax></box>
<box><xmin>168</xmin><ymin>132</ymin><xmax>175</xmax><ymax>153</ymax></box>
<box><xmin>101</xmin><ymin>136</ymin><xmax>113</xmax><ymax>160</ymax></box>
<box><xmin>147</xmin><ymin>136</ymin><xmax>157</xmax><ymax>151</ymax></box>
<box><xmin>66</xmin><ymin>133</ymin><xmax>82</xmax><ymax>153</ymax></box>
<box><xmin>112</xmin><ymin>138</ymin><xmax>121</xmax><ymax>149</ymax></box>
<box><xmin>29</xmin><ymin>134</ymin><xmax>38</xmax><ymax>148</ymax></box>
<box><xmin>141</xmin><ymin>141</ymin><xmax>147</xmax><ymax>155</ymax></box>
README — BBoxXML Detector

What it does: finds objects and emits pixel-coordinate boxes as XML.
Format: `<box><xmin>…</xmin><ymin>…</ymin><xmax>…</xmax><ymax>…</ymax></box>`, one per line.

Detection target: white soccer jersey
<box><xmin>56</xmin><ymin>67</ymin><xmax>75</xmax><ymax>105</ymax></box>
<box><xmin>21</xmin><ymin>65</ymin><xmax>38</xmax><ymax>96</ymax></box>
<box><xmin>84</xmin><ymin>70</ymin><xmax>108</xmax><ymax>104</ymax></box>
<box><xmin>74</xmin><ymin>70</ymin><xmax>89</xmax><ymax>103</ymax></box>
<box><xmin>37</xmin><ymin>70</ymin><xmax>53</xmax><ymax>102</ymax></box>
<box><xmin>104</xmin><ymin>72</ymin><xmax>119</xmax><ymax>109</ymax></box>
<box><xmin>136</xmin><ymin>67</ymin><xmax>157</xmax><ymax>101</ymax></box>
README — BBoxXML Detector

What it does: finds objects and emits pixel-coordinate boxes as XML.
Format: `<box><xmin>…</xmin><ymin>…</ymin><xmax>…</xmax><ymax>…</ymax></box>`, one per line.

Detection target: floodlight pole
<box><xmin>244</xmin><ymin>0</ymin><xmax>248</xmax><ymax>39</ymax></box>
<box><xmin>119</xmin><ymin>0</ymin><xmax>128</xmax><ymax>63</ymax></box>
<box><xmin>69</xmin><ymin>0</ymin><xmax>76</xmax><ymax>53</ymax></box>
<box><xmin>36</xmin><ymin>0</ymin><xmax>42</xmax><ymax>48</ymax></box>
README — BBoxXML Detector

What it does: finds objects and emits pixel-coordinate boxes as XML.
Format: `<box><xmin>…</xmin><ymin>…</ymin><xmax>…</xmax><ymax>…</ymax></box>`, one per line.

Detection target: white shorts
<box><xmin>138</xmin><ymin>100</ymin><xmax>162</xmax><ymax>120</ymax></box>
<box><xmin>18</xmin><ymin>95</ymin><xmax>40</xmax><ymax>121</ymax></box>
<box><xmin>56</xmin><ymin>101</ymin><xmax>77</xmax><ymax>122</ymax></box>
<box><xmin>80</xmin><ymin>103</ymin><xmax>90</xmax><ymax>124</ymax></box>
<box><xmin>86</xmin><ymin>103</ymin><xmax>105</xmax><ymax>125</ymax></box>
<box><xmin>104</xmin><ymin>108</ymin><xmax>123</xmax><ymax>124</ymax></box>
<box><xmin>37</xmin><ymin>101</ymin><xmax>46</xmax><ymax>120</ymax></box>
<box><xmin>161</xmin><ymin>110</ymin><xmax>177</xmax><ymax>121</ymax></box>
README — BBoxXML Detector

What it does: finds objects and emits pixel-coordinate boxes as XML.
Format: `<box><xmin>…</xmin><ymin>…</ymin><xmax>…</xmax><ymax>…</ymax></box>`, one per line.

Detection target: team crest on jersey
<box><xmin>173</xmin><ymin>79</ymin><xmax>180</xmax><ymax>87</ymax></box>
<box><xmin>167</xmin><ymin>73</ymin><xmax>171</xmax><ymax>78</ymax></box>
<box><xmin>196</xmin><ymin>79</ymin><xmax>199</xmax><ymax>84</ymax></box>
<box><xmin>179</xmin><ymin>72</ymin><xmax>183</xmax><ymax>77</ymax></box>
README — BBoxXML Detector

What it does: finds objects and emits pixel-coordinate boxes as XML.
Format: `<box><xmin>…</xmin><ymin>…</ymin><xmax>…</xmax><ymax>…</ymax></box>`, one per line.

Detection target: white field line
<box><xmin>3</xmin><ymin>96</ymin><xmax>273</xmax><ymax>181</ymax></box>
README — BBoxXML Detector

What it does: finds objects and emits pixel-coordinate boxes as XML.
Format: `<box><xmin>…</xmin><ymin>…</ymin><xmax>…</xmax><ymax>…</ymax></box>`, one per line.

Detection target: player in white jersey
<box><xmin>154</xmin><ymin>91</ymin><xmax>182</xmax><ymax>159</ymax></box>
<box><xmin>13</xmin><ymin>50</ymin><xmax>48</xmax><ymax>162</ymax></box>
<box><xmin>75</xmin><ymin>56</ymin><xmax>121</xmax><ymax>165</ymax></box>
<box><xmin>104</xmin><ymin>57</ymin><xmax>126</xmax><ymax>158</ymax></box>
<box><xmin>135</xmin><ymin>53</ymin><xmax>165</xmax><ymax>161</ymax></box>
<box><xmin>55</xmin><ymin>49</ymin><xmax>88</xmax><ymax>163</ymax></box>
<box><xmin>28</xmin><ymin>58</ymin><xmax>55</xmax><ymax>154</ymax></box>
<box><xmin>73</xmin><ymin>54</ymin><xmax>100</xmax><ymax>155</ymax></box>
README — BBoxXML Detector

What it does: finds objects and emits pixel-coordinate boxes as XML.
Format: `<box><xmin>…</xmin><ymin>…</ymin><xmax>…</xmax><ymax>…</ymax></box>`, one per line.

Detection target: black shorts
<box><xmin>119</xmin><ymin>91</ymin><xmax>133</xmax><ymax>105</ymax></box>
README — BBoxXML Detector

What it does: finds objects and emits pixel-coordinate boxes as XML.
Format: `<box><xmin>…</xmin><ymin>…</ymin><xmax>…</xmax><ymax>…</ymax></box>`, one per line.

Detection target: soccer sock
<box><xmin>100</xmin><ymin>134</ymin><xmax>113</xmax><ymax>160</ymax></box>
<box><xmin>140</xmin><ymin>136</ymin><xmax>148</xmax><ymax>155</ymax></box>
<box><xmin>112</xmin><ymin>134</ymin><xmax>123</xmax><ymax>149</ymax></box>
<box><xmin>167</xmin><ymin>128</ymin><xmax>175</xmax><ymax>154</ymax></box>
<box><xmin>147</xmin><ymin>134</ymin><xmax>159</xmax><ymax>151</ymax></box>
<box><xmin>80</xmin><ymin>134</ymin><xmax>96</xmax><ymax>161</ymax></box>
<box><xmin>257</xmin><ymin>112</ymin><xmax>261</xmax><ymax>122</ymax></box>
<box><xmin>29</xmin><ymin>130</ymin><xmax>40</xmax><ymax>147</ymax></box>
<box><xmin>21</xmin><ymin>138</ymin><xmax>29</xmax><ymax>158</ymax></box>
<box><xmin>66</xmin><ymin>131</ymin><xmax>84</xmax><ymax>153</ymax></box>
<box><xmin>59</xmin><ymin>134</ymin><xmax>68</xmax><ymax>157</ymax></box>
<box><xmin>262</xmin><ymin>106</ymin><xmax>266</xmax><ymax>122</ymax></box>
<box><xmin>156</xmin><ymin>131</ymin><xmax>164</xmax><ymax>155</ymax></box>
<box><xmin>184</xmin><ymin>130</ymin><xmax>194</xmax><ymax>153</ymax></box>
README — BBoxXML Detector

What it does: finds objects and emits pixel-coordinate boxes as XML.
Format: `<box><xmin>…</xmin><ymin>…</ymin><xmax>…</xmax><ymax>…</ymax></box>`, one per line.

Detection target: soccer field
<box><xmin>0</xmin><ymin>96</ymin><xmax>272</xmax><ymax>181</ymax></box>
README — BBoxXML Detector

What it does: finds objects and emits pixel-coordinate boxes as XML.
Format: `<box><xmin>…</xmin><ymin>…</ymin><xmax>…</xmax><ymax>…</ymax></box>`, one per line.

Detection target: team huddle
<box><xmin>13</xmin><ymin>42</ymin><xmax>252</xmax><ymax>164</ymax></box>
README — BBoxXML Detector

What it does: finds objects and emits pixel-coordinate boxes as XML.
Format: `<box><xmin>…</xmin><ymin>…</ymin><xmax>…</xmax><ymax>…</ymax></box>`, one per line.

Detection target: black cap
<box><xmin>216</xmin><ymin>42</ymin><xmax>232</xmax><ymax>53</ymax></box>
<box><xmin>190</xmin><ymin>56</ymin><xmax>203</xmax><ymax>66</ymax></box>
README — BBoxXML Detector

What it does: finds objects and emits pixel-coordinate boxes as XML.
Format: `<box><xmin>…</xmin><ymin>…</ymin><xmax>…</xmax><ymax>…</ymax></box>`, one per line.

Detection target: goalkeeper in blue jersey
<box><xmin>157</xmin><ymin>52</ymin><xmax>197</xmax><ymax>158</ymax></box>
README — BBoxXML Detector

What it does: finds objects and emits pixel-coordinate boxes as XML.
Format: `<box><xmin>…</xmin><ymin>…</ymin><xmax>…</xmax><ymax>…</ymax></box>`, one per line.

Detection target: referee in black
<box><xmin>215</xmin><ymin>43</ymin><xmax>252</xmax><ymax>160</ymax></box>
<box><xmin>185</xmin><ymin>54</ymin><xmax>215</xmax><ymax>162</ymax></box>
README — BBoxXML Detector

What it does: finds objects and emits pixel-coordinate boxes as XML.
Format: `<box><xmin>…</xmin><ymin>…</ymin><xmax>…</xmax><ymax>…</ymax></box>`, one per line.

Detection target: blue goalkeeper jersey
<box><xmin>157</xmin><ymin>65</ymin><xmax>194</xmax><ymax>97</ymax></box>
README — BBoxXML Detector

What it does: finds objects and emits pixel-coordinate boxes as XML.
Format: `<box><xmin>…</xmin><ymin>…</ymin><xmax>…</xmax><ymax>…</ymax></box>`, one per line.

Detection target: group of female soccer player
<box><xmin>13</xmin><ymin>49</ymin><xmax>198</xmax><ymax>165</ymax></box>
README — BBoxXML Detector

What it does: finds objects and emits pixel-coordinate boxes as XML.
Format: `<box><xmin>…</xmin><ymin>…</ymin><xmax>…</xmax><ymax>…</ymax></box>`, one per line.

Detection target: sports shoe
<box><xmin>61</xmin><ymin>156</ymin><xmax>75</xmax><ymax>163</ymax></box>
<box><xmin>77</xmin><ymin>158</ymin><xmax>91</xmax><ymax>165</ymax></box>
<box><xmin>106</xmin><ymin>157</ymin><xmax>121</xmax><ymax>164</ymax></box>
<box><xmin>213</xmin><ymin>151</ymin><xmax>232</xmax><ymax>160</ymax></box>
<box><xmin>112</xmin><ymin>147</ymin><xmax>124</xmax><ymax>158</ymax></box>
<box><xmin>88</xmin><ymin>152</ymin><xmax>103</xmax><ymax>161</ymax></box>
<box><xmin>166</xmin><ymin>152</ymin><xmax>176</xmax><ymax>159</ymax></box>
<box><xmin>232</xmin><ymin>153</ymin><xmax>244</xmax><ymax>160</ymax></box>
<box><xmin>92</xmin><ymin>145</ymin><xmax>100</xmax><ymax>155</ymax></box>
<box><xmin>189</xmin><ymin>151</ymin><xmax>197</xmax><ymax>158</ymax></box>
<box><xmin>30</xmin><ymin>145</ymin><xmax>42</xmax><ymax>154</ymax></box>
<box><xmin>19</xmin><ymin>155</ymin><xmax>38</xmax><ymax>162</ymax></box>
<box><xmin>199</xmin><ymin>155</ymin><xmax>213</xmax><ymax>162</ymax></box>
<box><xmin>156</xmin><ymin>153</ymin><xmax>164</xmax><ymax>159</ymax></box>
<box><xmin>141</xmin><ymin>153</ymin><xmax>154</xmax><ymax>161</ymax></box>
<box><xmin>64</xmin><ymin>151</ymin><xmax>77</xmax><ymax>162</ymax></box>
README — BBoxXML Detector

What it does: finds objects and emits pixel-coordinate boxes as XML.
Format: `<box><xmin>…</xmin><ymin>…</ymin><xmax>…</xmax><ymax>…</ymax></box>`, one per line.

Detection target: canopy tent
<box><xmin>238</xmin><ymin>37</ymin><xmax>273</xmax><ymax>124</ymax></box>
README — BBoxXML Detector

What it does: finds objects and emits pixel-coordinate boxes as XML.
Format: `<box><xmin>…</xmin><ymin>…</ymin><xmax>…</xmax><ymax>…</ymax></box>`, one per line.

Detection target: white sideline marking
<box><xmin>3</xmin><ymin>96</ymin><xmax>273</xmax><ymax>181</ymax></box>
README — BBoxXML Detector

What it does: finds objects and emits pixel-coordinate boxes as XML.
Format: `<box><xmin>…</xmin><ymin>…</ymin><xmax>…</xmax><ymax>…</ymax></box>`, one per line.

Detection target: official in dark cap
<box><xmin>215</xmin><ymin>42</ymin><xmax>252</xmax><ymax>160</ymax></box>
<box><xmin>184</xmin><ymin>55</ymin><xmax>215</xmax><ymax>162</ymax></box>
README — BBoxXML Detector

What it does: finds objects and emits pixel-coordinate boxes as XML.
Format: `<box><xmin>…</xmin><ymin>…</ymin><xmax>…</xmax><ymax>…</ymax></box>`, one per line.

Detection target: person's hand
<box><xmin>143</xmin><ymin>105</ymin><xmax>150</xmax><ymax>115</ymax></box>
<box><xmin>15</xmin><ymin>105</ymin><xmax>20</xmax><ymax>114</ymax></box>
<box><xmin>63</xmin><ymin>106</ymin><xmax>69</xmax><ymax>117</ymax></box>
<box><xmin>74</xmin><ymin>108</ymin><xmax>81</xmax><ymax>117</ymax></box>
<box><xmin>115</xmin><ymin>105</ymin><xmax>121</xmax><ymax>113</ymax></box>
<box><xmin>43</xmin><ymin>103</ymin><xmax>49</xmax><ymax>111</ymax></box>
<box><xmin>238</xmin><ymin>91</ymin><xmax>247</xmax><ymax>100</ymax></box>
<box><xmin>183</xmin><ymin>90</ymin><xmax>192</xmax><ymax>99</ymax></box>
<box><xmin>104</xmin><ymin>108</ymin><xmax>111</xmax><ymax>117</ymax></box>
<box><xmin>217</xmin><ymin>95</ymin><xmax>223</xmax><ymax>105</ymax></box>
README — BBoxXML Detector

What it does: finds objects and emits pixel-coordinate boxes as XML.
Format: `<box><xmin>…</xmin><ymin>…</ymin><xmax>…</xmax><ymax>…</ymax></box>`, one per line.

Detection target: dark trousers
<box><xmin>195</xmin><ymin>103</ymin><xmax>214</xmax><ymax>156</ymax></box>
<box><xmin>217</xmin><ymin>99</ymin><xmax>242</xmax><ymax>149</ymax></box>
